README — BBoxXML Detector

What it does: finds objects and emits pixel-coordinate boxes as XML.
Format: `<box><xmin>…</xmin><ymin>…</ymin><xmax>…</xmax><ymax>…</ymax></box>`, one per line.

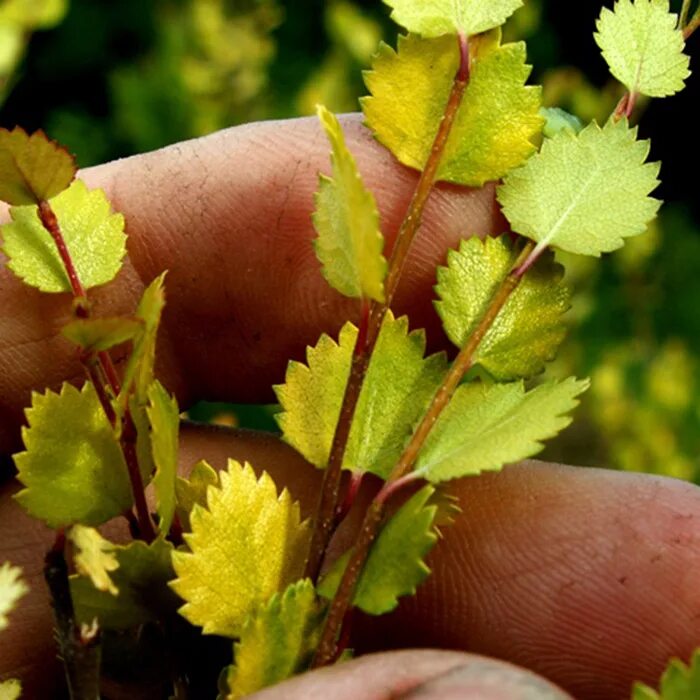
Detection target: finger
<box><xmin>6</xmin><ymin>427</ymin><xmax>698</xmax><ymax>699</ymax></box>
<box><xmin>245</xmin><ymin>650</ymin><xmax>572</xmax><ymax>700</ymax></box>
<box><xmin>0</xmin><ymin>114</ymin><xmax>506</xmax><ymax>453</ymax></box>
<box><xmin>181</xmin><ymin>427</ymin><xmax>700</xmax><ymax>699</ymax></box>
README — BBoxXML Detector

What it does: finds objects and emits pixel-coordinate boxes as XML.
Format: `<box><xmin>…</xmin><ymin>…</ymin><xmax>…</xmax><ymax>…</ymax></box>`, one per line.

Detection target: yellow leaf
<box><xmin>69</xmin><ymin>525</ymin><xmax>119</xmax><ymax>597</ymax></box>
<box><xmin>171</xmin><ymin>460</ymin><xmax>310</xmax><ymax>637</ymax></box>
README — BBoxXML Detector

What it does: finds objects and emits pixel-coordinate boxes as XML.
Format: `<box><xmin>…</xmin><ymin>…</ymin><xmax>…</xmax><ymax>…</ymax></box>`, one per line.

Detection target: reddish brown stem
<box><xmin>38</xmin><ymin>201</ymin><xmax>87</xmax><ymax>301</ymax></box>
<box><xmin>383</xmin><ymin>31</ymin><xmax>470</xmax><ymax>308</ymax></box>
<box><xmin>37</xmin><ymin>198</ymin><xmax>156</xmax><ymax>542</ymax></box>
<box><xmin>304</xmin><ymin>32</ymin><xmax>472</xmax><ymax>581</ymax></box>
<box><xmin>313</xmin><ymin>239</ymin><xmax>535</xmax><ymax>667</ymax></box>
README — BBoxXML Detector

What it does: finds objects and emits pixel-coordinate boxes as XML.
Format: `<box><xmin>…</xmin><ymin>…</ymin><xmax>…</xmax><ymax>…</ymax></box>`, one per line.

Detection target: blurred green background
<box><xmin>2</xmin><ymin>0</ymin><xmax>699</xmax><ymax>483</ymax></box>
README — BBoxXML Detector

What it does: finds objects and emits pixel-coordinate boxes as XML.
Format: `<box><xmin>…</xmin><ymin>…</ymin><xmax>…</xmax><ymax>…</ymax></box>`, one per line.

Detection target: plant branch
<box><xmin>45</xmin><ymin>532</ymin><xmax>102</xmax><ymax>699</ymax></box>
<box><xmin>304</xmin><ymin>32</ymin><xmax>472</xmax><ymax>580</ymax></box>
<box><xmin>38</xmin><ymin>198</ymin><xmax>156</xmax><ymax>542</ymax></box>
<box><xmin>312</xmin><ymin>238</ymin><xmax>535</xmax><ymax>666</ymax></box>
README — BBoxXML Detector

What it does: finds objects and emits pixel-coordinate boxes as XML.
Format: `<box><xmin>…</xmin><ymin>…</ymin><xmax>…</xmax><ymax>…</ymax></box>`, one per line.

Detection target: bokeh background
<box><xmin>1</xmin><ymin>0</ymin><xmax>699</xmax><ymax>483</ymax></box>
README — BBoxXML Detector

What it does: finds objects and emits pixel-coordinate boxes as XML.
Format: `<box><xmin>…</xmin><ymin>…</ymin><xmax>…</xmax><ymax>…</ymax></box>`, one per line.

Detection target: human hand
<box><xmin>1</xmin><ymin>115</ymin><xmax>698</xmax><ymax>699</ymax></box>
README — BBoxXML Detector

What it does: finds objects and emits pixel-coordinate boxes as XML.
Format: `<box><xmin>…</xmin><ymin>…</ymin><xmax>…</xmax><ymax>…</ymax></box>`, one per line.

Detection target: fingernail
<box><xmin>396</xmin><ymin>658</ymin><xmax>572</xmax><ymax>700</ymax></box>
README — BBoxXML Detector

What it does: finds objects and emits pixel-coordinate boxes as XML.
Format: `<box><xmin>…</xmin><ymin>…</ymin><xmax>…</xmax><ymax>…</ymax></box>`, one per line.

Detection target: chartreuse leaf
<box><xmin>362</xmin><ymin>31</ymin><xmax>542</xmax><ymax>186</ymax></box>
<box><xmin>383</xmin><ymin>0</ymin><xmax>522</xmax><ymax>37</ymax></box>
<box><xmin>633</xmin><ymin>649</ymin><xmax>700</xmax><ymax>699</ymax></box>
<box><xmin>171</xmin><ymin>460</ymin><xmax>311</xmax><ymax>637</ymax></box>
<box><xmin>415</xmin><ymin>377</ymin><xmax>589</xmax><ymax>483</ymax></box>
<box><xmin>0</xmin><ymin>127</ymin><xmax>76</xmax><ymax>205</ymax></box>
<box><xmin>221</xmin><ymin>579</ymin><xmax>323</xmax><ymax>699</ymax></box>
<box><xmin>319</xmin><ymin>485</ymin><xmax>438</xmax><ymax>614</ymax></box>
<box><xmin>0</xmin><ymin>563</ymin><xmax>28</xmax><ymax>631</ymax></box>
<box><xmin>595</xmin><ymin>0</ymin><xmax>690</xmax><ymax>98</ymax></box>
<box><xmin>1</xmin><ymin>180</ymin><xmax>126</xmax><ymax>292</ymax></box>
<box><xmin>0</xmin><ymin>680</ymin><xmax>21</xmax><ymax>700</ymax></box>
<box><xmin>14</xmin><ymin>382</ymin><xmax>135</xmax><ymax>528</ymax></box>
<box><xmin>71</xmin><ymin>538</ymin><xmax>177</xmax><ymax>629</ymax></box>
<box><xmin>435</xmin><ymin>235</ymin><xmax>569</xmax><ymax>380</ymax></box>
<box><xmin>175</xmin><ymin>460</ymin><xmax>219</xmax><ymax>532</ymax></box>
<box><xmin>120</xmin><ymin>272</ymin><xmax>167</xmax><ymax>407</ymax></box>
<box><xmin>314</xmin><ymin>106</ymin><xmax>386</xmax><ymax>303</ymax></box>
<box><xmin>68</xmin><ymin>525</ymin><xmax>119</xmax><ymax>596</ymax></box>
<box><xmin>146</xmin><ymin>381</ymin><xmax>179</xmax><ymax>534</ymax></box>
<box><xmin>275</xmin><ymin>312</ymin><xmax>447</xmax><ymax>479</ymax></box>
<box><xmin>498</xmin><ymin>119</ymin><xmax>661</xmax><ymax>258</ymax></box>
<box><xmin>540</xmin><ymin>107</ymin><xmax>583</xmax><ymax>139</ymax></box>
<box><xmin>62</xmin><ymin>317</ymin><xmax>142</xmax><ymax>353</ymax></box>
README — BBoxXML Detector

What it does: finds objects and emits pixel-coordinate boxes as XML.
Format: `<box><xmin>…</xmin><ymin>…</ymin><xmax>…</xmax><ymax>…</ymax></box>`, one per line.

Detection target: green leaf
<box><xmin>319</xmin><ymin>485</ymin><xmax>438</xmax><ymax>615</ymax></box>
<box><xmin>14</xmin><ymin>382</ymin><xmax>135</xmax><ymax>528</ymax></box>
<box><xmin>435</xmin><ymin>235</ymin><xmax>569</xmax><ymax>380</ymax></box>
<box><xmin>146</xmin><ymin>381</ymin><xmax>179</xmax><ymax>534</ymax></box>
<box><xmin>62</xmin><ymin>317</ymin><xmax>143</xmax><ymax>353</ymax></box>
<box><xmin>68</xmin><ymin>525</ymin><xmax>119</xmax><ymax>596</ymax></box>
<box><xmin>362</xmin><ymin>31</ymin><xmax>542</xmax><ymax>186</ymax></box>
<box><xmin>175</xmin><ymin>460</ymin><xmax>220</xmax><ymax>532</ymax></box>
<box><xmin>222</xmin><ymin>580</ymin><xmax>322</xmax><ymax>699</ymax></box>
<box><xmin>71</xmin><ymin>538</ymin><xmax>177</xmax><ymax>630</ymax></box>
<box><xmin>119</xmin><ymin>272</ymin><xmax>167</xmax><ymax>407</ymax></box>
<box><xmin>383</xmin><ymin>0</ymin><xmax>522</xmax><ymax>37</ymax></box>
<box><xmin>633</xmin><ymin>649</ymin><xmax>700</xmax><ymax>699</ymax></box>
<box><xmin>0</xmin><ymin>127</ymin><xmax>75</xmax><ymax>205</ymax></box>
<box><xmin>0</xmin><ymin>679</ymin><xmax>21</xmax><ymax>700</ymax></box>
<box><xmin>313</xmin><ymin>106</ymin><xmax>386</xmax><ymax>302</ymax></box>
<box><xmin>541</xmin><ymin>107</ymin><xmax>583</xmax><ymax>138</ymax></box>
<box><xmin>415</xmin><ymin>377</ymin><xmax>589</xmax><ymax>482</ymax></box>
<box><xmin>595</xmin><ymin>0</ymin><xmax>690</xmax><ymax>98</ymax></box>
<box><xmin>498</xmin><ymin>118</ymin><xmax>661</xmax><ymax>258</ymax></box>
<box><xmin>171</xmin><ymin>460</ymin><xmax>311</xmax><ymax>637</ymax></box>
<box><xmin>1</xmin><ymin>180</ymin><xmax>127</xmax><ymax>292</ymax></box>
<box><xmin>0</xmin><ymin>563</ymin><xmax>28</xmax><ymax>631</ymax></box>
<box><xmin>275</xmin><ymin>312</ymin><xmax>447</xmax><ymax>479</ymax></box>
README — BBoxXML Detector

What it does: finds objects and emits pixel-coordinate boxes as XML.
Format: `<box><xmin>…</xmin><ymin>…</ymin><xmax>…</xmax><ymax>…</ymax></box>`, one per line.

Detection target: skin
<box><xmin>0</xmin><ymin>115</ymin><xmax>699</xmax><ymax>699</ymax></box>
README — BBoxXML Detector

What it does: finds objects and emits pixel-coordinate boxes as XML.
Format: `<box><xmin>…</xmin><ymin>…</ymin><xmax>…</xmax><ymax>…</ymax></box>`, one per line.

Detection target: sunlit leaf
<box><xmin>175</xmin><ymin>460</ymin><xmax>220</xmax><ymax>532</ymax></box>
<box><xmin>69</xmin><ymin>525</ymin><xmax>119</xmax><ymax>596</ymax></box>
<box><xmin>415</xmin><ymin>377</ymin><xmax>589</xmax><ymax>482</ymax></box>
<box><xmin>362</xmin><ymin>31</ymin><xmax>542</xmax><ymax>186</ymax></box>
<box><xmin>14</xmin><ymin>382</ymin><xmax>134</xmax><ymax>528</ymax></box>
<box><xmin>498</xmin><ymin>119</ymin><xmax>661</xmax><ymax>258</ymax></box>
<box><xmin>383</xmin><ymin>0</ymin><xmax>522</xmax><ymax>37</ymax></box>
<box><xmin>71</xmin><ymin>538</ymin><xmax>177</xmax><ymax>630</ymax></box>
<box><xmin>314</xmin><ymin>106</ymin><xmax>386</xmax><ymax>302</ymax></box>
<box><xmin>633</xmin><ymin>649</ymin><xmax>700</xmax><ymax>699</ymax></box>
<box><xmin>119</xmin><ymin>272</ymin><xmax>167</xmax><ymax>407</ymax></box>
<box><xmin>0</xmin><ymin>679</ymin><xmax>21</xmax><ymax>700</ymax></box>
<box><xmin>319</xmin><ymin>485</ymin><xmax>438</xmax><ymax>614</ymax></box>
<box><xmin>435</xmin><ymin>235</ymin><xmax>569</xmax><ymax>380</ymax></box>
<box><xmin>275</xmin><ymin>312</ymin><xmax>447</xmax><ymax>479</ymax></box>
<box><xmin>62</xmin><ymin>317</ymin><xmax>142</xmax><ymax>353</ymax></box>
<box><xmin>0</xmin><ymin>127</ymin><xmax>75</xmax><ymax>205</ymax></box>
<box><xmin>0</xmin><ymin>563</ymin><xmax>28</xmax><ymax>631</ymax></box>
<box><xmin>222</xmin><ymin>579</ymin><xmax>322</xmax><ymax>699</ymax></box>
<box><xmin>1</xmin><ymin>180</ymin><xmax>126</xmax><ymax>292</ymax></box>
<box><xmin>146</xmin><ymin>381</ymin><xmax>179</xmax><ymax>534</ymax></box>
<box><xmin>171</xmin><ymin>460</ymin><xmax>310</xmax><ymax>638</ymax></box>
<box><xmin>595</xmin><ymin>0</ymin><xmax>690</xmax><ymax>98</ymax></box>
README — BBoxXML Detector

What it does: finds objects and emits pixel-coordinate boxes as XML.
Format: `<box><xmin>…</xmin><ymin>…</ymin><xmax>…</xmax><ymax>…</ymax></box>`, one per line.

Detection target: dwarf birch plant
<box><xmin>0</xmin><ymin>0</ymin><xmax>697</xmax><ymax>697</ymax></box>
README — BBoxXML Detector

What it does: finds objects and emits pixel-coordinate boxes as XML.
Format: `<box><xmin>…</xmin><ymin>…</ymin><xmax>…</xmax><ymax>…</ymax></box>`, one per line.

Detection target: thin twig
<box><xmin>45</xmin><ymin>532</ymin><xmax>101</xmax><ymax>699</ymax></box>
<box><xmin>304</xmin><ymin>32</ymin><xmax>472</xmax><ymax>580</ymax></box>
<box><xmin>312</xmin><ymin>239</ymin><xmax>535</xmax><ymax>666</ymax></box>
